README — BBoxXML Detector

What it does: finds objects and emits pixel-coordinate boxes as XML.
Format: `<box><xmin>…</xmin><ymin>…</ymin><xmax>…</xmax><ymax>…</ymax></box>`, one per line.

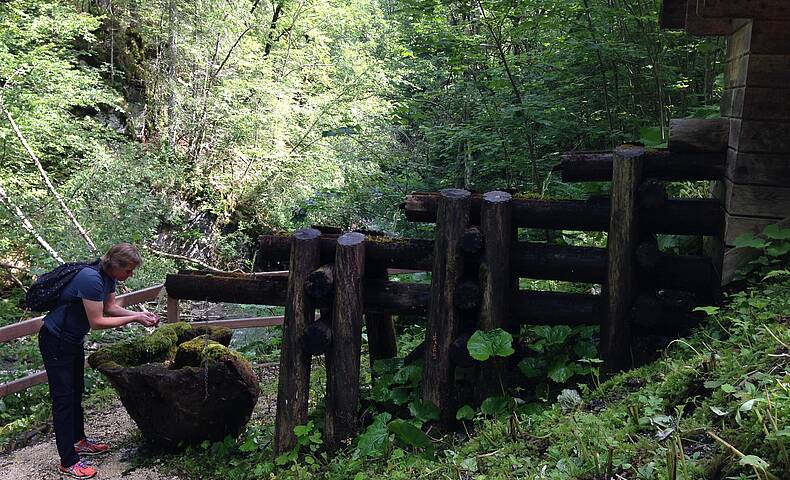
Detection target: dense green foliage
<box><xmin>3</xmin><ymin>1</ymin><xmax>783</xmax><ymax>479</ymax></box>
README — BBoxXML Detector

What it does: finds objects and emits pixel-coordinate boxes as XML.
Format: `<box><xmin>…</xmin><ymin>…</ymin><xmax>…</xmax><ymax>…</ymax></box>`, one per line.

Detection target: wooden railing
<box><xmin>0</xmin><ymin>282</ymin><xmax>286</xmax><ymax>398</ymax></box>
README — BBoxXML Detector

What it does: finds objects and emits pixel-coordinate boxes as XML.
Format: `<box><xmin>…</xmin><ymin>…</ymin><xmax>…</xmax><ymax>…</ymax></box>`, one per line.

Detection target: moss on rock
<box><xmin>88</xmin><ymin>322</ymin><xmax>233</xmax><ymax>370</ymax></box>
<box><xmin>172</xmin><ymin>336</ymin><xmax>246</xmax><ymax>369</ymax></box>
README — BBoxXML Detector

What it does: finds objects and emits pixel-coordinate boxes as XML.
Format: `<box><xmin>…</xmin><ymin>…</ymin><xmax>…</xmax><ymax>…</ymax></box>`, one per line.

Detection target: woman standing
<box><xmin>38</xmin><ymin>243</ymin><xmax>159</xmax><ymax>479</ymax></box>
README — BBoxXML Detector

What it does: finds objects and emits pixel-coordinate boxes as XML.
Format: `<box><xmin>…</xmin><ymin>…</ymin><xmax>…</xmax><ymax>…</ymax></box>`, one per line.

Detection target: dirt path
<box><xmin>0</xmin><ymin>400</ymin><xmax>182</xmax><ymax>480</ymax></box>
<box><xmin>0</xmin><ymin>364</ymin><xmax>280</xmax><ymax>479</ymax></box>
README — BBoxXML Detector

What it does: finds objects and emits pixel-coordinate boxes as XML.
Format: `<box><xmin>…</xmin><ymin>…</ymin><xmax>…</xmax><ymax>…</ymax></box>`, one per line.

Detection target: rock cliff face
<box><xmin>88</xmin><ymin>323</ymin><xmax>259</xmax><ymax>446</ymax></box>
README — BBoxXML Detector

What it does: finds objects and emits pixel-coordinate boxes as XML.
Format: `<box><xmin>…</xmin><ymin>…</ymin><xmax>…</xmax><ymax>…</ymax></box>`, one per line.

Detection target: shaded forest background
<box><xmin>0</xmin><ymin>0</ymin><xmax>721</xmax><ymax>283</ymax></box>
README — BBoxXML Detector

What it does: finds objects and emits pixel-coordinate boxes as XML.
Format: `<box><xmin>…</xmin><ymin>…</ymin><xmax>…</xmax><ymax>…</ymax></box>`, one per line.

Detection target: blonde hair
<box><xmin>101</xmin><ymin>243</ymin><xmax>142</xmax><ymax>271</ymax></box>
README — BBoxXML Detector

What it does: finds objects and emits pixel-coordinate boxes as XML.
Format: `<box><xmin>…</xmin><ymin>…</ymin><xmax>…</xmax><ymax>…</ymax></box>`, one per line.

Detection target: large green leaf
<box><xmin>408</xmin><ymin>399</ymin><xmax>439</xmax><ymax>423</ymax></box>
<box><xmin>467</xmin><ymin>329</ymin><xmax>514</xmax><ymax>361</ymax></box>
<box><xmin>387</xmin><ymin>420</ymin><xmax>433</xmax><ymax>449</ymax></box>
<box><xmin>355</xmin><ymin>413</ymin><xmax>391</xmax><ymax>458</ymax></box>
<box><xmin>480</xmin><ymin>396</ymin><xmax>510</xmax><ymax>416</ymax></box>
<box><xmin>518</xmin><ymin>357</ymin><xmax>546</xmax><ymax>378</ymax></box>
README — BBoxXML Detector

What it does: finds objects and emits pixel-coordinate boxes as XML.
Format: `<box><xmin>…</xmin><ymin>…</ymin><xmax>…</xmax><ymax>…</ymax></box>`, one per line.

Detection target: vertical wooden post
<box><xmin>365</xmin><ymin>264</ymin><xmax>398</xmax><ymax>371</ymax></box>
<box><xmin>274</xmin><ymin>228</ymin><xmax>321</xmax><ymax>454</ymax></box>
<box><xmin>365</xmin><ymin>267</ymin><xmax>398</xmax><ymax>370</ymax></box>
<box><xmin>421</xmin><ymin>188</ymin><xmax>470</xmax><ymax>429</ymax></box>
<box><xmin>475</xmin><ymin>191</ymin><xmax>513</xmax><ymax>403</ymax></box>
<box><xmin>166</xmin><ymin>296</ymin><xmax>179</xmax><ymax>323</ymax></box>
<box><xmin>603</xmin><ymin>145</ymin><xmax>645</xmax><ymax>373</ymax></box>
<box><xmin>325</xmin><ymin>232</ymin><xmax>366</xmax><ymax>451</ymax></box>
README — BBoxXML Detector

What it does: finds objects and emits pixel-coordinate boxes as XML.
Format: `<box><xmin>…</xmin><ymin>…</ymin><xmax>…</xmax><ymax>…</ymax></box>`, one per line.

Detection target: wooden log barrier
<box><xmin>452</xmin><ymin>280</ymin><xmax>482</xmax><ymax>310</ymax></box>
<box><xmin>275</xmin><ymin>228</ymin><xmax>321</xmax><ymax>454</ymax></box>
<box><xmin>422</xmin><ymin>189</ymin><xmax>470</xmax><ymax>431</ymax></box>
<box><xmin>554</xmin><ymin>150</ymin><xmax>725</xmax><ymax>182</ymax></box>
<box><xmin>325</xmin><ymin>232</ymin><xmax>366</xmax><ymax>451</ymax></box>
<box><xmin>305</xmin><ymin>264</ymin><xmax>335</xmax><ymax>299</ymax></box>
<box><xmin>459</xmin><ymin>227</ymin><xmax>483</xmax><ymax>254</ymax></box>
<box><xmin>476</xmin><ymin>191</ymin><xmax>514</xmax><ymax>403</ymax></box>
<box><xmin>603</xmin><ymin>145</ymin><xmax>644</xmax><ymax>373</ymax></box>
<box><xmin>365</xmin><ymin>264</ymin><xmax>398</xmax><ymax>370</ymax></box>
<box><xmin>401</xmin><ymin>193</ymin><xmax>723</xmax><ymax>236</ymax></box>
<box><xmin>259</xmin><ymin>235</ymin><xmax>434</xmax><ymax>271</ymax></box>
<box><xmin>168</xmin><ymin>244</ymin><xmax>716</xmax><ymax>308</ymax></box>
<box><xmin>667</xmin><ymin>118</ymin><xmax>729</xmax><ymax>153</ymax></box>
<box><xmin>252</xmin><ymin>236</ymin><xmax>714</xmax><ymax>293</ymax></box>
<box><xmin>638</xmin><ymin>179</ymin><xmax>668</xmax><ymax>209</ymax></box>
<box><xmin>636</xmin><ymin>236</ymin><xmax>661</xmax><ymax>269</ymax></box>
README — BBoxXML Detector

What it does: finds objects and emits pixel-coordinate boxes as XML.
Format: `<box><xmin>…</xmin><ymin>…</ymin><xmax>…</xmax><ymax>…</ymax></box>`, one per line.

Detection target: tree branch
<box><xmin>0</xmin><ymin>183</ymin><xmax>65</xmax><ymax>264</ymax></box>
<box><xmin>142</xmin><ymin>245</ymin><xmax>224</xmax><ymax>272</ymax></box>
<box><xmin>0</xmin><ymin>98</ymin><xmax>98</xmax><ymax>255</ymax></box>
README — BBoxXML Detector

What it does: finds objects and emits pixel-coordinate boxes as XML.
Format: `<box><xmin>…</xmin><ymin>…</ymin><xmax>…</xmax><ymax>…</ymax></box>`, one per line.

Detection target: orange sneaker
<box><xmin>58</xmin><ymin>460</ymin><xmax>97</xmax><ymax>479</ymax></box>
<box><xmin>74</xmin><ymin>438</ymin><xmax>110</xmax><ymax>455</ymax></box>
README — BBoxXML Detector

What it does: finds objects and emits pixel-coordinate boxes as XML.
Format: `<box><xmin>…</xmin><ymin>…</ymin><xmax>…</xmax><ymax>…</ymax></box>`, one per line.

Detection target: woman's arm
<box><xmin>103</xmin><ymin>293</ymin><xmax>139</xmax><ymax>317</ymax></box>
<box><xmin>84</xmin><ymin>299</ymin><xmax>151</xmax><ymax>330</ymax></box>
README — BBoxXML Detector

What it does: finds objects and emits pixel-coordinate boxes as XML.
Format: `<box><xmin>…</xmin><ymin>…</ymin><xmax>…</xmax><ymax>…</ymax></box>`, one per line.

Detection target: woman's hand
<box><xmin>136</xmin><ymin>312</ymin><xmax>160</xmax><ymax>327</ymax></box>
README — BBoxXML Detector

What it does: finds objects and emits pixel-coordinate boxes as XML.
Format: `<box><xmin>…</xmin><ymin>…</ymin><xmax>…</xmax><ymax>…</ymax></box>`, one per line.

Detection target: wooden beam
<box><xmin>660</xmin><ymin>0</ymin><xmax>688</xmax><ymax>29</ymax></box>
<box><xmin>668</xmin><ymin>118</ymin><xmax>729</xmax><ymax>152</ymax></box>
<box><xmin>722</xmin><ymin>179</ymin><xmax>790</xmax><ymax>218</ymax></box>
<box><xmin>422</xmin><ymin>189</ymin><xmax>470</xmax><ymax>431</ymax></box>
<box><xmin>403</xmin><ymin>193</ymin><xmax>723</xmax><ymax>236</ymax></box>
<box><xmin>325</xmin><ymin>232</ymin><xmax>366</xmax><ymax>451</ymax></box>
<box><xmin>364</xmin><ymin>264</ymin><xmax>398</xmax><ymax>369</ymax></box>
<box><xmin>685</xmin><ymin>0</ymin><xmax>734</xmax><ymax>35</ymax></box>
<box><xmin>556</xmin><ymin>150</ymin><xmax>724</xmax><ymax>182</ymax></box>
<box><xmin>699</xmin><ymin>0</ymin><xmax>790</xmax><ymax>19</ymax></box>
<box><xmin>275</xmin><ymin>228</ymin><xmax>321</xmax><ymax>454</ymax></box>
<box><xmin>166</xmin><ymin>296</ymin><xmax>179</xmax><ymax>323</ymax></box>
<box><xmin>475</xmin><ymin>191</ymin><xmax>513</xmax><ymax>403</ymax></box>
<box><xmin>603</xmin><ymin>146</ymin><xmax>644</xmax><ymax>373</ymax></box>
<box><xmin>186</xmin><ymin>316</ymin><xmax>284</xmax><ymax>329</ymax></box>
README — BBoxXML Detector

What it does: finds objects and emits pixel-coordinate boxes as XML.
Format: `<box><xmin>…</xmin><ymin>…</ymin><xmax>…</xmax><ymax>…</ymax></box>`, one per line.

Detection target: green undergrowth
<box><xmin>154</xmin><ymin>276</ymin><xmax>789</xmax><ymax>480</ymax></box>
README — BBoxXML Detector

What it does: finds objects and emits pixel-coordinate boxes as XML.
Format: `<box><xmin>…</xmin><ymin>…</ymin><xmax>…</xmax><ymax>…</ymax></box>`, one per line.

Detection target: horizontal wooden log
<box><xmin>636</xmin><ymin>237</ymin><xmax>661</xmax><ymax>269</ymax></box>
<box><xmin>305</xmin><ymin>264</ymin><xmax>335</xmax><ymax>299</ymax></box>
<box><xmin>259</xmin><ymin>235</ymin><xmax>434</xmax><ymax>271</ymax></box>
<box><xmin>699</xmin><ymin>0</ymin><xmax>790</xmax><ymax>19</ymax></box>
<box><xmin>402</xmin><ymin>193</ymin><xmax>723</xmax><ymax>235</ymax></box>
<box><xmin>638</xmin><ymin>179</ymin><xmax>668</xmax><ymax>209</ymax></box>
<box><xmin>185</xmin><ymin>316</ymin><xmax>284</xmax><ymax>329</ymax></box>
<box><xmin>166</xmin><ymin>273</ymin><xmax>290</xmax><ymax>305</ymax></box>
<box><xmin>660</xmin><ymin>0</ymin><xmax>686</xmax><ymax>29</ymax></box>
<box><xmin>555</xmin><ymin>150</ymin><xmax>725</xmax><ymax>182</ymax></box>
<box><xmin>513</xmin><ymin>242</ymin><xmax>607</xmax><ymax>284</ymax></box>
<box><xmin>303</xmin><ymin>318</ymin><xmax>332</xmax><ymax>355</ymax></box>
<box><xmin>453</xmin><ymin>280</ymin><xmax>481</xmax><ymax>310</ymax></box>
<box><xmin>668</xmin><ymin>118</ymin><xmax>729</xmax><ymax>153</ymax></box>
<box><xmin>725</xmin><ymin>150</ymin><xmax>790</xmax><ymax>187</ymax></box>
<box><xmin>685</xmin><ymin>0</ymin><xmax>734</xmax><ymax>35</ymax></box>
<box><xmin>721</xmin><ymin>179</ymin><xmax>790</xmax><ymax>218</ymax></box>
<box><xmin>512</xmin><ymin>291</ymin><xmax>599</xmax><ymax>325</ymax></box>
<box><xmin>459</xmin><ymin>227</ymin><xmax>483</xmax><ymax>254</ymax></box>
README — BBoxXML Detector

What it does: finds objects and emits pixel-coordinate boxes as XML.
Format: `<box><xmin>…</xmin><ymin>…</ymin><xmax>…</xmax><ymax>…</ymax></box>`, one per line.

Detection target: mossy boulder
<box><xmin>88</xmin><ymin>323</ymin><xmax>258</xmax><ymax>447</ymax></box>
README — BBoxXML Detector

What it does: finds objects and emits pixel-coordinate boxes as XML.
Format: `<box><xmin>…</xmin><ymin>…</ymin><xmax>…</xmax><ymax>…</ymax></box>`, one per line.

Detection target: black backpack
<box><xmin>25</xmin><ymin>259</ymin><xmax>101</xmax><ymax>312</ymax></box>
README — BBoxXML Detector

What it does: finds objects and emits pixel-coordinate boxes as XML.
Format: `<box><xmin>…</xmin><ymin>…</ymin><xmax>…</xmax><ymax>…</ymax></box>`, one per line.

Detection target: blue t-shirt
<box><xmin>42</xmin><ymin>267</ymin><xmax>116</xmax><ymax>345</ymax></box>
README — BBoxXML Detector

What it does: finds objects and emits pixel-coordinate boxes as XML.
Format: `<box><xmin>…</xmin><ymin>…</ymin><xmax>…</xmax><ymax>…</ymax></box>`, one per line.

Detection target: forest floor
<box><xmin>0</xmin><ymin>363</ymin><xmax>280</xmax><ymax>480</ymax></box>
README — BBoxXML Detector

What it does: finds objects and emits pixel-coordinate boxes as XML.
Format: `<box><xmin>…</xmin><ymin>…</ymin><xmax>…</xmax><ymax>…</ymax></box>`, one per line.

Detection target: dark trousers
<box><xmin>38</xmin><ymin>326</ymin><xmax>86</xmax><ymax>467</ymax></box>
